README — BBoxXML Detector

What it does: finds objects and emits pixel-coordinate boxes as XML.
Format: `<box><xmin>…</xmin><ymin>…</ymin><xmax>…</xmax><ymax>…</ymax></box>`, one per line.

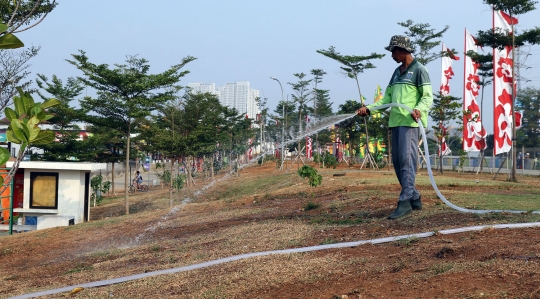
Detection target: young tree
<box><xmin>273</xmin><ymin>99</ymin><xmax>296</xmax><ymax>147</ymax></box>
<box><xmin>255</xmin><ymin>96</ymin><xmax>269</xmax><ymax>159</ymax></box>
<box><xmin>288</xmin><ymin>72</ymin><xmax>312</xmax><ymax>137</ymax></box>
<box><xmin>68</xmin><ymin>51</ymin><xmax>196</xmax><ymax>214</ymax></box>
<box><xmin>32</xmin><ymin>74</ymin><xmax>97</xmax><ymax>161</ymax></box>
<box><xmin>337</xmin><ymin>100</ymin><xmax>362</xmax><ymax>164</ymax></box>
<box><xmin>317</xmin><ymin>46</ymin><xmax>385</xmax><ymax>168</ymax></box>
<box><xmin>398</xmin><ymin>20</ymin><xmax>450</xmax><ymax>66</ymax></box>
<box><xmin>429</xmin><ymin>93</ymin><xmax>462</xmax><ymax>173</ymax></box>
<box><xmin>309</xmin><ymin>69</ymin><xmax>326</xmax><ymax>156</ymax></box>
<box><xmin>475</xmin><ymin>0</ymin><xmax>540</xmax><ymax>181</ymax></box>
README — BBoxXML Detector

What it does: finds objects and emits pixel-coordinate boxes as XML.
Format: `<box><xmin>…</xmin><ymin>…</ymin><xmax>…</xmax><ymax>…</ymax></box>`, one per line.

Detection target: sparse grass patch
<box><xmin>213</xmin><ymin>173</ymin><xmax>295</xmax><ymax>202</ymax></box>
<box><xmin>1</xmin><ymin>248</ymin><xmax>13</xmax><ymax>256</ymax></box>
<box><xmin>64</xmin><ymin>264</ymin><xmax>94</xmax><ymax>275</ymax></box>
<box><xmin>320</xmin><ymin>237</ymin><xmax>337</xmax><ymax>245</ymax></box>
<box><xmin>395</xmin><ymin>237</ymin><xmax>420</xmax><ymax>247</ymax></box>
<box><xmin>303</xmin><ymin>201</ymin><xmax>320</xmax><ymax>211</ymax></box>
<box><xmin>429</xmin><ymin>262</ymin><xmax>454</xmax><ymax>275</ymax></box>
<box><xmin>328</xmin><ymin>202</ymin><xmax>345</xmax><ymax>212</ymax></box>
<box><xmin>3</xmin><ymin>275</ymin><xmax>20</xmax><ymax>281</ymax></box>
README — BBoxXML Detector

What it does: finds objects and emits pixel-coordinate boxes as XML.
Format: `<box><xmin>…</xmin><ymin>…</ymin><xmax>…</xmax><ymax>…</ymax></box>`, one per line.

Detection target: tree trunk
<box><xmin>169</xmin><ymin>157</ymin><xmax>174</xmax><ymax>207</ymax></box>
<box><xmin>439</xmin><ymin>151</ymin><xmax>444</xmax><ymax>174</ymax></box>
<box><xmin>229</xmin><ymin>152</ymin><xmax>232</xmax><ymax>174</ymax></box>
<box><xmin>211</xmin><ymin>153</ymin><xmax>215</xmax><ymax>178</ymax></box>
<box><xmin>125</xmin><ymin>129</ymin><xmax>131</xmax><ymax>215</ymax></box>
<box><xmin>186</xmin><ymin>156</ymin><xmax>192</xmax><ymax>187</ymax></box>
<box><xmin>111</xmin><ymin>162</ymin><xmax>115</xmax><ymax>195</ymax></box>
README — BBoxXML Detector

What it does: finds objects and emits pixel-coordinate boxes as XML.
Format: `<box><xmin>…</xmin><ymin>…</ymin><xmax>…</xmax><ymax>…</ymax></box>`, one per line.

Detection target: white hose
<box><xmin>9</xmin><ymin>221</ymin><xmax>540</xmax><ymax>299</ymax></box>
<box><xmin>371</xmin><ymin>103</ymin><xmax>540</xmax><ymax>214</ymax></box>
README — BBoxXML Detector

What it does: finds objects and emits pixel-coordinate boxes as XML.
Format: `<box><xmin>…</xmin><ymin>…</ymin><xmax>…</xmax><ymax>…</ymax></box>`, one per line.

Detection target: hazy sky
<box><xmin>17</xmin><ymin>0</ymin><xmax>540</xmax><ymax>134</ymax></box>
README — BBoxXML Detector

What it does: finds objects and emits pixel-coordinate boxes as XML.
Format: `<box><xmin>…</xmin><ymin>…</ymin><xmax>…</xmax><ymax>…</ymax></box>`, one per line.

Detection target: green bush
<box><xmin>297</xmin><ymin>165</ymin><xmax>323</xmax><ymax>187</ymax></box>
<box><xmin>90</xmin><ymin>175</ymin><xmax>111</xmax><ymax>205</ymax></box>
<box><xmin>323</xmin><ymin>153</ymin><xmax>338</xmax><ymax>169</ymax></box>
<box><xmin>156</xmin><ymin>170</ymin><xmax>185</xmax><ymax>190</ymax></box>
<box><xmin>314</xmin><ymin>152</ymin><xmax>338</xmax><ymax>168</ymax></box>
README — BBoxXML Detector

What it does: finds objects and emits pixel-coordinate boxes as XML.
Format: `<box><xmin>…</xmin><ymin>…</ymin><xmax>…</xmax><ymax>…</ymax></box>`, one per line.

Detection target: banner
<box><xmin>463</xmin><ymin>29</ymin><xmax>487</xmax><ymax>151</ymax></box>
<box><xmin>515</xmin><ymin>111</ymin><xmax>522</xmax><ymax>129</ymax></box>
<box><xmin>437</xmin><ymin>121</ymin><xmax>451</xmax><ymax>156</ymax></box>
<box><xmin>440</xmin><ymin>42</ymin><xmax>459</xmax><ymax>96</ymax></box>
<box><xmin>305</xmin><ymin>136</ymin><xmax>313</xmax><ymax>159</ymax></box>
<box><xmin>493</xmin><ymin>9</ymin><xmax>518</xmax><ymax>154</ymax></box>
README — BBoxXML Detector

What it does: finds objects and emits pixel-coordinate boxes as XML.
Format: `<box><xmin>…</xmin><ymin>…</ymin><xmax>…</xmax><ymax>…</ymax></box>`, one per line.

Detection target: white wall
<box><xmin>22</xmin><ymin>168</ymin><xmax>88</xmax><ymax>224</ymax></box>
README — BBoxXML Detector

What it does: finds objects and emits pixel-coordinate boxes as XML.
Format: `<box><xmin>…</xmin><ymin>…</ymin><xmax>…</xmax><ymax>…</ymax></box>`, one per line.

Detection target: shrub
<box><xmin>297</xmin><ymin>165</ymin><xmax>323</xmax><ymax>187</ymax></box>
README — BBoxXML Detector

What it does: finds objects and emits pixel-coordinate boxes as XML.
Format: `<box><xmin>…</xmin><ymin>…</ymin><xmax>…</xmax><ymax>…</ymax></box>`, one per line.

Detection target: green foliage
<box><xmin>398</xmin><ymin>19</ymin><xmax>450</xmax><ymax>66</ymax></box>
<box><xmin>429</xmin><ymin>92</ymin><xmax>463</xmax><ymax>171</ymax></box>
<box><xmin>173</xmin><ymin>175</ymin><xmax>185</xmax><ymax>190</ymax></box>
<box><xmin>288</xmin><ymin>72</ymin><xmax>312</xmax><ymax>134</ymax></box>
<box><xmin>458</xmin><ymin>149</ymin><xmax>467</xmax><ymax>170</ymax></box>
<box><xmin>0</xmin><ymin>87</ymin><xmax>60</xmax><ymax>169</ymax></box>
<box><xmin>33</xmin><ymin>74</ymin><xmax>100</xmax><ymax>161</ymax></box>
<box><xmin>297</xmin><ymin>165</ymin><xmax>323</xmax><ymax>187</ymax></box>
<box><xmin>0</xmin><ymin>32</ymin><xmax>22</xmax><ymax>49</ymax></box>
<box><xmin>90</xmin><ymin>175</ymin><xmax>111</xmax><ymax>205</ymax></box>
<box><xmin>155</xmin><ymin>169</ymin><xmax>185</xmax><ymax>190</ymax></box>
<box><xmin>156</xmin><ymin>169</ymin><xmax>171</xmax><ymax>185</ymax></box>
<box><xmin>0</xmin><ymin>0</ymin><xmax>58</xmax><ymax>50</ymax></box>
<box><xmin>0</xmin><ymin>1</ymin><xmax>57</xmax><ymax>30</ymax></box>
<box><xmin>68</xmin><ymin>51</ymin><xmax>196</xmax><ymax>213</ymax></box>
<box><xmin>516</xmin><ymin>87</ymin><xmax>540</xmax><ymax>147</ymax></box>
<box><xmin>475</xmin><ymin>0</ymin><xmax>540</xmax><ymax>50</ymax></box>
<box><xmin>317</xmin><ymin>46</ymin><xmax>385</xmax><ymax>83</ymax></box>
<box><xmin>313</xmin><ymin>152</ymin><xmax>338</xmax><ymax>169</ymax></box>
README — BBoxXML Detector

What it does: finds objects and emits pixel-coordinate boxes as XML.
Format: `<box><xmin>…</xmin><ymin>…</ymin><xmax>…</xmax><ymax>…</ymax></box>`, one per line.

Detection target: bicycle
<box><xmin>128</xmin><ymin>182</ymin><xmax>148</xmax><ymax>193</ymax></box>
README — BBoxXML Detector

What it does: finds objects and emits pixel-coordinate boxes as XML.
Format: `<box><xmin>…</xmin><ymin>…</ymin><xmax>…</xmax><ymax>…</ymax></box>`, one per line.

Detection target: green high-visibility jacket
<box><xmin>367</xmin><ymin>59</ymin><xmax>433</xmax><ymax>128</ymax></box>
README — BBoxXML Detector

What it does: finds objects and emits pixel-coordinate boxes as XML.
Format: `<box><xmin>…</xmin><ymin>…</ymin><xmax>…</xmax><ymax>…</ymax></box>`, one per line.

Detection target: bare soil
<box><xmin>1</xmin><ymin>161</ymin><xmax>540</xmax><ymax>299</ymax></box>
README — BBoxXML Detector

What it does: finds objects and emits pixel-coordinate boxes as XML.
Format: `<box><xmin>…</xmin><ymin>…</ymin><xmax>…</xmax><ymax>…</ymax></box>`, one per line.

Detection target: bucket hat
<box><xmin>385</xmin><ymin>35</ymin><xmax>414</xmax><ymax>53</ymax></box>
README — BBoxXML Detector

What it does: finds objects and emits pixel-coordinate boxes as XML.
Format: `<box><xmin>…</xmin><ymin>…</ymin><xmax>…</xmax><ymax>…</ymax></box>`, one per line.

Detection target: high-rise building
<box><xmin>188</xmin><ymin>81</ymin><xmax>260</xmax><ymax>119</ymax></box>
<box><xmin>186</xmin><ymin>83</ymin><xmax>221</xmax><ymax>98</ymax></box>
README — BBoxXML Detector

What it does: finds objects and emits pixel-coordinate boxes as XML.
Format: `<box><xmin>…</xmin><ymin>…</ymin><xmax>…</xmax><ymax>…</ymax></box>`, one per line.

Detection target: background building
<box><xmin>188</xmin><ymin>82</ymin><xmax>260</xmax><ymax>119</ymax></box>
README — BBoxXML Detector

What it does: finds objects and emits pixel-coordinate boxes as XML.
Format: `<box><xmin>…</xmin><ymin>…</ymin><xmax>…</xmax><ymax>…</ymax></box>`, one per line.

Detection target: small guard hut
<box><xmin>5</xmin><ymin>161</ymin><xmax>107</xmax><ymax>230</ymax></box>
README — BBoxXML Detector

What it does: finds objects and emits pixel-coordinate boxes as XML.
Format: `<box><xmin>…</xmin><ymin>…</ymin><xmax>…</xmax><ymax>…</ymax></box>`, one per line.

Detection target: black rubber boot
<box><xmin>388</xmin><ymin>200</ymin><xmax>412</xmax><ymax>219</ymax></box>
<box><xmin>410</xmin><ymin>196</ymin><xmax>422</xmax><ymax>210</ymax></box>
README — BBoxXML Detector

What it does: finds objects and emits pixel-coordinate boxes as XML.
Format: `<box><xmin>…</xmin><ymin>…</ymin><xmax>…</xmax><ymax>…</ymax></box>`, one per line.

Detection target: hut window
<box><xmin>30</xmin><ymin>172</ymin><xmax>59</xmax><ymax>209</ymax></box>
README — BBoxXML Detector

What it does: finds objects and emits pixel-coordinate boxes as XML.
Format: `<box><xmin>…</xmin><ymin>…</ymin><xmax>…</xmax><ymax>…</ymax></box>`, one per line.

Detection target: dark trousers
<box><xmin>391</xmin><ymin>127</ymin><xmax>420</xmax><ymax>202</ymax></box>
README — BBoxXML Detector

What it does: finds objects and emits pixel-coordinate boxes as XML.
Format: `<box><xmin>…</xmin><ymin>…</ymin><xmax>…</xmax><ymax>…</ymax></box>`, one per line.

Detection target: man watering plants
<box><xmin>356</xmin><ymin>35</ymin><xmax>433</xmax><ymax>219</ymax></box>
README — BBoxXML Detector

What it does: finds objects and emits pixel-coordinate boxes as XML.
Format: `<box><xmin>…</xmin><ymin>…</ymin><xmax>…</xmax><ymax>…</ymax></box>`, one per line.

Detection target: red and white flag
<box><xmin>463</xmin><ymin>28</ymin><xmax>487</xmax><ymax>151</ymax></box>
<box><xmin>493</xmin><ymin>9</ymin><xmax>518</xmax><ymax>154</ymax></box>
<box><xmin>437</xmin><ymin>122</ymin><xmax>451</xmax><ymax>156</ymax></box>
<box><xmin>515</xmin><ymin>111</ymin><xmax>522</xmax><ymax>129</ymax></box>
<box><xmin>305</xmin><ymin>136</ymin><xmax>313</xmax><ymax>159</ymax></box>
<box><xmin>440</xmin><ymin>42</ymin><xmax>460</xmax><ymax>96</ymax></box>
<box><xmin>438</xmin><ymin>137</ymin><xmax>451</xmax><ymax>156</ymax></box>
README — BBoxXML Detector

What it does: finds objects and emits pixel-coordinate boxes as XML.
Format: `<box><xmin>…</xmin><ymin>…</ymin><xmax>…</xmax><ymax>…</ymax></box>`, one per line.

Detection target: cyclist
<box><xmin>133</xmin><ymin>171</ymin><xmax>143</xmax><ymax>190</ymax></box>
